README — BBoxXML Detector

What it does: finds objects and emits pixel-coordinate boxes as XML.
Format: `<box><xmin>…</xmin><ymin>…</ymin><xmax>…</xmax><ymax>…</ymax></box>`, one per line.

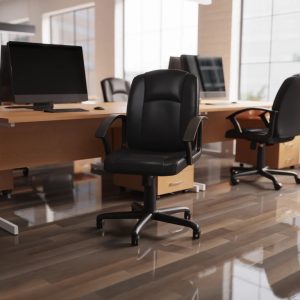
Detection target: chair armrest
<box><xmin>95</xmin><ymin>114</ymin><xmax>127</xmax><ymax>155</ymax></box>
<box><xmin>183</xmin><ymin>115</ymin><xmax>207</xmax><ymax>165</ymax></box>
<box><xmin>226</xmin><ymin>107</ymin><xmax>274</xmax><ymax>119</ymax></box>
<box><xmin>226</xmin><ymin>107</ymin><xmax>277</xmax><ymax>134</ymax></box>
<box><xmin>259</xmin><ymin>111</ymin><xmax>273</xmax><ymax>127</ymax></box>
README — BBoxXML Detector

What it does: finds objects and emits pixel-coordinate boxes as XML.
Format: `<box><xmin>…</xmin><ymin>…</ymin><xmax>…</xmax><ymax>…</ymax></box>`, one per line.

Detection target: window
<box><xmin>124</xmin><ymin>0</ymin><xmax>198</xmax><ymax>81</ymax></box>
<box><xmin>49</xmin><ymin>6</ymin><xmax>96</xmax><ymax>97</ymax></box>
<box><xmin>240</xmin><ymin>0</ymin><xmax>300</xmax><ymax>101</ymax></box>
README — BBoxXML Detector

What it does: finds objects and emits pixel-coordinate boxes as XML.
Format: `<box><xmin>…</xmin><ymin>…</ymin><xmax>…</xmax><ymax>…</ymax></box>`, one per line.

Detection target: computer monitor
<box><xmin>197</xmin><ymin>57</ymin><xmax>226</xmax><ymax>98</ymax></box>
<box><xmin>0</xmin><ymin>45</ymin><xmax>14</xmax><ymax>103</ymax></box>
<box><xmin>1</xmin><ymin>41</ymin><xmax>88</xmax><ymax>111</ymax></box>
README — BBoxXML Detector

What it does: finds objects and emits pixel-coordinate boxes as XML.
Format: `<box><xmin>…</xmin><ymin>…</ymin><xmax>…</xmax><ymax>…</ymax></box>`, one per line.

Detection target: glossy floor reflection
<box><xmin>1</xmin><ymin>164</ymin><xmax>102</xmax><ymax>227</ymax></box>
<box><xmin>1</xmin><ymin>154</ymin><xmax>300</xmax><ymax>299</ymax></box>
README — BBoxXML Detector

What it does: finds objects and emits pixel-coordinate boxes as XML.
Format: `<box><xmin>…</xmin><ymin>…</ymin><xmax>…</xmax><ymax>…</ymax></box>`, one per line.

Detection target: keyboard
<box><xmin>203</xmin><ymin>102</ymin><xmax>238</xmax><ymax>105</ymax></box>
<box><xmin>44</xmin><ymin>108</ymin><xmax>88</xmax><ymax>113</ymax></box>
<box><xmin>4</xmin><ymin>105</ymin><xmax>33</xmax><ymax>109</ymax></box>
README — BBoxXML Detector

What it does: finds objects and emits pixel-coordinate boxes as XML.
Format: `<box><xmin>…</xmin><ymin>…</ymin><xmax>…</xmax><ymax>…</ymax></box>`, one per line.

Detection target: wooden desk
<box><xmin>0</xmin><ymin>100</ymin><xmax>269</xmax><ymax>234</ymax></box>
<box><xmin>0</xmin><ymin>103</ymin><xmax>125</xmax><ymax>234</ymax></box>
<box><xmin>0</xmin><ymin>103</ymin><xmax>126</xmax><ymax>172</ymax></box>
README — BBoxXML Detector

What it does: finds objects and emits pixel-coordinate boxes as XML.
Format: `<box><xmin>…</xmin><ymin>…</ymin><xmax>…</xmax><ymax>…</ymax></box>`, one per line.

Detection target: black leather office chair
<box><xmin>101</xmin><ymin>77</ymin><xmax>130</xmax><ymax>102</ymax></box>
<box><xmin>168</xmin><ymin>56</ymin><xmax>182</xmax><ymax>70</ymax></box>
<box><xmin>95</xmin><ymin>69</ymin><xmax>205</xmax><ymax>246</ymax></box>
<box><xmin>226</xmin><ymin>74</ymin><xmax>300</xmax><ymax>190</ymax></box>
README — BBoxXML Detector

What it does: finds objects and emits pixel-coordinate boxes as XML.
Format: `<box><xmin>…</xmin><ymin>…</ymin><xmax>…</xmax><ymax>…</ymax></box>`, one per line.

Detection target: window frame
<box><xmin>46</xmin><ymin>4</ymin><xmax>96</xmax><ymax>98</ymax></box>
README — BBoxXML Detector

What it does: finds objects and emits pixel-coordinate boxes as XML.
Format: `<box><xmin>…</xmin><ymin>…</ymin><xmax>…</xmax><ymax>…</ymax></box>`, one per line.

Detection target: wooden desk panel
<box><xmin>202</xmin><ymin>111</ymin><xmax>232</xmax><ymax>144</ymax></box>
<box><xmin>0</xmin><ymin>119</ymin><xmax>104</xmax><ymax>171</ymax></box>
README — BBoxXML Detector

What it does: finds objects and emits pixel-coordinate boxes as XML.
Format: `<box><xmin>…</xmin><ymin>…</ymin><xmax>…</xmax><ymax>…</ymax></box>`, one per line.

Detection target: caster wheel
<box><xmin>230</xmin><ymin>177</ymin><xmax>239</xmax><ymax>186</ymax></box>
<box><xmin>96</xmin><ymin>218</ymin><xmax>103</xmax><ymax>229</ymax></box>
<box><xmin>230</xmin><ymin>168</ymin><xmax>238</xmax><ymax>175</ymax></box>
<box><xmin>193</xmin><ymin>229</ymin><xmax>200</xmax><ymax>240</ymax></box>
<box><xmin>295</xmin><ymin>177</ymin><xmax>300</xmax><ymax>184</ymax></box>
<box><xmin>184</xmin><ymin>211</ymin><xmax>191</xmax><ymax>220</ymax></box>
<box><xmin>131</xmin><ymin>234</ymin><xmax>139</xmax><ymax>246</ymax></box>
<box><xmin>131</xmin><ymin>203</ymin><xmax>136</xmax><ymax>212</ymax></box>
<box><xmin>1</xmin><ymin>190</ymin><xmax>12</xmax><ymax>198</ymax></box>
<box><xmin>274</xmin><ymin>183</ymin><xmax>282</xmax><ymax>191</ymax></box>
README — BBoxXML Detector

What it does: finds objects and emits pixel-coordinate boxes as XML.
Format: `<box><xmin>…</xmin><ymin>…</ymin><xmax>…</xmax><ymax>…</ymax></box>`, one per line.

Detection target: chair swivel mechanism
<box><xmin>95</xmin><ymin>69</ymin><xmax>205</xmax><ymax>246</ymax></box>
<box><xmin>226</xmin><ymin>74</ymin><xmax>300</xmax><ymax>190</ymax></box>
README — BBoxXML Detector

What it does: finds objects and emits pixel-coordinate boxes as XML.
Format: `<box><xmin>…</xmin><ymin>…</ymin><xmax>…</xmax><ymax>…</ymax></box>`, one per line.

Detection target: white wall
<box><xmin>0</xmin><ymin>0</ymin><xmax>115</xmax><ymax>99</ymax></box>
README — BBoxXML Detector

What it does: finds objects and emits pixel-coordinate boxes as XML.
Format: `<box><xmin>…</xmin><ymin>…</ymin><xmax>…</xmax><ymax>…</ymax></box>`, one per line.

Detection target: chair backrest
<box><xmin>126</xmin><ymin>69</ymin><xmax>198</xmax><ymax>152</ymax></box>
<box><xmin>101</xmin><ymin>77</ymin><xmax>130</xmax><ymax>102</ymax></box>
<box><xmin>272</xmin><ymin>74</ymin><xmax>300</xmax><ymax>139</ymax></box>
<box><xmin>180</xmin><ymin>55</ymin><xmax>203</xmax><ymax>98</ymax></box>
<box><xmin>168</xmin><ymin>56</ymin><xmax>182</xmax><ymax>70</ymax></box>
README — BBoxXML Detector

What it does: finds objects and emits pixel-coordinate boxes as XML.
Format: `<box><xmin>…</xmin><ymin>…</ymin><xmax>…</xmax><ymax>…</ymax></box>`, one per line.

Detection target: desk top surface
<box><xmin>0</xmin><ymin>100</ymin><xmax>271</xmax><ymax>126</ymax></box>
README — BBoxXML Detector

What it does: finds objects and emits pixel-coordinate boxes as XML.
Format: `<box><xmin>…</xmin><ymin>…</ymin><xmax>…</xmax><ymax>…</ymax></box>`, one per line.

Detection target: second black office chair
<box><xmin>226</xmin><ymin>74</ymin><xmax>300</xmax><ymax>190</ymax></box>
<box><xmin>95</xmin><ymin>69</ymin><xmax>205</xmax><ymax>246</ymax></box>
<box><xmin>101</xmin><ymin>77</ymin><xmax>130</xmax><ymax>102</ymax></box>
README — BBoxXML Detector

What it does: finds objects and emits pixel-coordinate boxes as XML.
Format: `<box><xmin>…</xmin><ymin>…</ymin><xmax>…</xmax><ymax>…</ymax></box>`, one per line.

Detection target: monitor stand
<box><xmin>33</xmin><ymin>102</ymin><xmax>53</xmax><ymax>111</ymax></box>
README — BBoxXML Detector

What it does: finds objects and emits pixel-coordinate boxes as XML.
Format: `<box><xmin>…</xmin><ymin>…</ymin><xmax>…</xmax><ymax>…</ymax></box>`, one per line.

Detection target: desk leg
<box><xmin>193</xmin><ymin>182</ymin><xmax>206</xmax><ymax>192</ymax></box>
<box><xmin>0</xmin><ymin>217</ymin><xmax>19</xmax><ymax>235</ymax></box>
<box><xmin>0</xmin><ymin>170</ymin><xmax>18</xmax><ymax>235</ymax></box>
<box><xmin>0</xmin><ymin>170</ymin><xmax>13</xmax><ymax>193</ymax></box>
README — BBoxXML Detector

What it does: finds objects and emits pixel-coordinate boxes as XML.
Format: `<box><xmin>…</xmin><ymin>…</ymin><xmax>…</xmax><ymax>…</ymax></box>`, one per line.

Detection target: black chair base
<box><xmin>96</xmin><ymin>176</ymin><xmax>200</xmax><ymax>246</ymax></box>
<box><xmin>231</xmin><ymin>144</ymin><xmax>300</xmax><ymax>190</ymax></box>
<box><xmin>230</xmin><ymin>166</ymin><xmax>300</xmax><ymax>190</ymax></box>
<box><xmin>96</xmin><ymin>207</ymin><xmax>200</xmax><ymax>246</ymax></box>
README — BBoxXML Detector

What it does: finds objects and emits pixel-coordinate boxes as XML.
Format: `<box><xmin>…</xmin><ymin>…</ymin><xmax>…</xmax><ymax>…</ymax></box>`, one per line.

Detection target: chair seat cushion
<box><xmin>226</xmin><ymin>128</ymin><xmax>293</xmax><ymax>144</ymax></box>
<box><xmin>104</xmin><ymin>148</ymin><xmax>188</xmax><ymax>176</ymax></box>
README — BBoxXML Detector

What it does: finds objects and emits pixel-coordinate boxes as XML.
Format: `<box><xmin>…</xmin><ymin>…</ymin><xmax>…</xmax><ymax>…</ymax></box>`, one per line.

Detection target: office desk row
<box><xmin>0</xmin><ymin>100</ymin><xmax>269</xmax><ymax>235</ymax></box>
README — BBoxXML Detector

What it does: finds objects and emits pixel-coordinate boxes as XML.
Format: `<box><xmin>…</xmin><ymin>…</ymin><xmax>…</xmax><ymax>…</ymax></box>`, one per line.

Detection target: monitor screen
<box><xmin>0</xmin><ymin>45</ymin><xmax>14</xmax><ymax>102</ymax></box>
<box><xmin>197</xmin><ymin>57</ymin><xmax>226</xmax><ymax>98</ymax></box>
<box><xmin>7</xmin><ymin>41</ymin><xmax>88</xmax><ymax>104</ymax></box>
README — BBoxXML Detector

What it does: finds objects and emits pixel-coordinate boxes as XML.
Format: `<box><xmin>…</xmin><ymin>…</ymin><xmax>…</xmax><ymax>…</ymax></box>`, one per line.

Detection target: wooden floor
<box><xmin>1</xmin><ymin>154</ymin><xmax>300</xmax><ymax>300</ymax></box>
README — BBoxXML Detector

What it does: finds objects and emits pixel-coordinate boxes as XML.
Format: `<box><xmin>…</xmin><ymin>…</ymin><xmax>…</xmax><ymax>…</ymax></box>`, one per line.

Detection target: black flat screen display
<box><xmin>197</xmin><ymin>57</ymin><xmax>225</xmax><ymax>92</ymax></box>
<box><xmin>7</xmin><ymin>41</ymin><xmax>88</xmax><ymax>103</ymax></box>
